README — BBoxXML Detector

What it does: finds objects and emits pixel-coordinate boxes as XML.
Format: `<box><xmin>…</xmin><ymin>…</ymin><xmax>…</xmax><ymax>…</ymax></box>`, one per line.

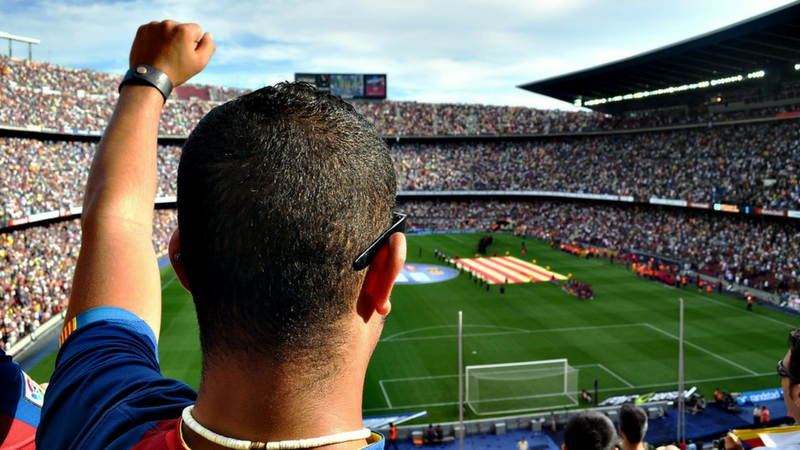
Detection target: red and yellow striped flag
<box><xmin>734</xmin><ymin>425</ymin><xmax>800</xmax><ymax>448</ymax></box>
<box><xmin>59</xmin><ymin>317</ymin><xmax>77</xmax><ymax>347</ymax></box>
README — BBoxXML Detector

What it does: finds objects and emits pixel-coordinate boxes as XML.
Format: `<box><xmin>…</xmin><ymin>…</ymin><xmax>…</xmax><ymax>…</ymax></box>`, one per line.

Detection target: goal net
<box><xmin>465</xmin><ymin>359</ymin><xmax>579</xmax><ymax>415</ymax></box>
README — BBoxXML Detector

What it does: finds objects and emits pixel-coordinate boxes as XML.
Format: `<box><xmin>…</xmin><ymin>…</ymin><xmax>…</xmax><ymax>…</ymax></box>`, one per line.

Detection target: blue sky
<box><xmin>1</xmin><ymin>0</ymin><xmax>797</xmax><ymax>109</ymax></box>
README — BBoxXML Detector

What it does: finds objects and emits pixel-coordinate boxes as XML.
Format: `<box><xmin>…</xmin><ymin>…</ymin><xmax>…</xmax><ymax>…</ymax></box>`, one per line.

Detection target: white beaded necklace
<box><xmin>181</xmin><ymin>405</ymin><xmax>372</xmax><ymax>450</ymax></box>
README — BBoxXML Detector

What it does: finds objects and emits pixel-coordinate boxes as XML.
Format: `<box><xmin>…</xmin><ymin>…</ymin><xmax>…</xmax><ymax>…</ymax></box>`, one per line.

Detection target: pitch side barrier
<box><xmin>383</xmin><ymin>402</ymin><xmax>669</xmax><ymax>441</ymax></box>
<box><xmin>1</xmin><ymin>192</ymin><xmax>632</xmax><ymax>232</ymax></box>
<box><xmin>0</xmin><ymin>197</ymin><xmax>177</xmax><ymax>232</ymax></box>
<box><xmin>8</xmin><ymin>308</ymin><xmax>65</xmax><ymax>364</ymax></box>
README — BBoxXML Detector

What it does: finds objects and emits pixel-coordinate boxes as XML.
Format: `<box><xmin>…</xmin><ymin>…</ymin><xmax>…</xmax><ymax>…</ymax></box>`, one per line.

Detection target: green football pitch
<box><xmin>27</xmin><ymin>233</ymin><xmax>800</xmax><ymax>424</ymax></box>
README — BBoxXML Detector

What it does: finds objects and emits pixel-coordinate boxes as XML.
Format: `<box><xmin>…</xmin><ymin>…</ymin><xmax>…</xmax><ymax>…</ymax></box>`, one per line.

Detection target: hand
<box><xmin>129</xmin><ymin>20</ymin><xmax>215</xmax><ymax>87</ymax></box>
<box><xmin>725</xmin><ymin>432</ymin><xmax>743</xmax><ymax>450</ymax></box>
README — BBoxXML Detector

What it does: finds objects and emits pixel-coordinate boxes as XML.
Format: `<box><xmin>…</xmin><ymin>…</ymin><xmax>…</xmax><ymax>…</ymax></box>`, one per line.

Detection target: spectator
<box><xmin>618</xmin><ymin>403</ymin><xmax>649</xmax><ymax>450</ymax></box>
<box><xmin>2</xmin><ymin>32</ymin><xmax>800</xmax><ymax>354</ymax></box>
<box><xmin>0</xmin><ymin>348</ymin><xmax>44</xmax><ymax>449</ymax></box>
<box><xmin>398</xmin><ymin>199</ymin><xmax>800</xmax><ymax>301</ymax></box>
<box><xmin>726</xmin><ymin>328</ymin><xmax>800</xmax><ymax>449</ymax></box>
<box><xmin>562</xmin><ymin>410</ymin><xmax>616</xmax><ymax>450</ymax></box>
<box><xmin>3</xmin><ymin>49</ymin><xmax>799</xmax><ymax>137</ymax></box>
<box><xmin>38</xmin><ymin>21</ymin><xmax>405</xmax><ymax>450</ymax></box>
<box><xmin>1</xmin><ymin>211</ymin><xmax>176</xmax><ymax>349</ymax></box>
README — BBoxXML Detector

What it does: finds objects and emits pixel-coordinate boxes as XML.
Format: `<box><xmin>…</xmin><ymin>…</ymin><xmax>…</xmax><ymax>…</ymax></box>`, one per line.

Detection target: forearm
<box><xmin>83</xmin><ymin>86</ymin><xmax>163</xmax><ymax>232</ymax></box>
<box><xmin>63</xmin><ymin>20</ymin><xmax>214</xmax><ymax>341</ymax></box>
<box><xmin>67</xmin><ymin>86</ymin><xmax>165</xmax><ymax>331</ymax></box>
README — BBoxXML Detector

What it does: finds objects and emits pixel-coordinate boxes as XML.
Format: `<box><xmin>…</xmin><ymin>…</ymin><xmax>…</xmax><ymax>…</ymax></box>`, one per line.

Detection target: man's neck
<box><xmin>182</xmin><ymin>357</ymin><xmax>369</xmax><ymax>450</ymax></box>
<box><xmin>622</xmin><ymin>441</ymin><xmax>646</xmax><ymax>450</ymax></box>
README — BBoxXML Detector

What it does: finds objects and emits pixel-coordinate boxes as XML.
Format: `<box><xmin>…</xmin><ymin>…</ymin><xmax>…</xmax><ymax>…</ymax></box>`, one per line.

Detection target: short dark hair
<box><xmin>788</xmin><ymin>328</ymin><xmax>800</xmax><ymax>384</ymax></box>
<box><xmin>177</xmin><ymin>82</ymin><xmax>396</xmax><ymax>372</ymax></box>
<box><xmin>618</xmin><ymin>403</ymin><xmax>648</xmax><ymax>443</ymax></box>
<box><xmin>564</xmin><ymin>410</ymin><xmax>616</xmax><ymax>450</ymax></box>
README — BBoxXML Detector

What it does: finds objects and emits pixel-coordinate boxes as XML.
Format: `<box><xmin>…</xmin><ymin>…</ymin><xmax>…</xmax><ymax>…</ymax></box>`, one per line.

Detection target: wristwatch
<box><xmin>118</xmin><ymin>64</ymin><xmax>173</xmax><ymax>103</ymax></box>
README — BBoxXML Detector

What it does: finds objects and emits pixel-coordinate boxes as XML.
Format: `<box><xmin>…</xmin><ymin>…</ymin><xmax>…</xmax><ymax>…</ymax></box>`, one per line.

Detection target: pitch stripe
<box><xmin>596</xmin><ymin>363</ymin><xmax>634</xmax><ymax>388</ymax></box>
<box><xmin>643</xmin><ymin>323</ymin><xmax>759</xmax><ymax>375</ymax></box>
<box><xmin>380</xmin><ymin>323</ymin><xmax>646</xmax><ymax>343</ymax></box>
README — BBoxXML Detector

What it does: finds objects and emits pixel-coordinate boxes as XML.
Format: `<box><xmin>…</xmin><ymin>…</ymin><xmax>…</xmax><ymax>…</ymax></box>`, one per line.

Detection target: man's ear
<box><xmin>169</xmin><ymin>228</ymin><xmax>191</xmax><ymax>293</ymax></box>
<box><xmin>357</xmin><ymin>232</ymin><xmax>407</xmax><ymax>319</ymax></box>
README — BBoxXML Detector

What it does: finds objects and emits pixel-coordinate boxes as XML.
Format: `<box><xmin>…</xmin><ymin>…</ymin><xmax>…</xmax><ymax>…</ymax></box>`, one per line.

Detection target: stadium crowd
<box><xmin>0</xmin><ymin>53</ymin><xmax>610</xmax><ymax>135</ymax></box>
<box><xmin>2</xmin><ymin>52</ymin><xmax>800</xmax><ymax>351</ymax></box>
<box><xmin>4</xmin><ymin>54</ymin><xmax>800</xmax><ymax>137</ymax></box>
<box><xmin>9</xmin><ymin>197</ymin><xmax>792</xmax><ymax>349</ymax></box>
<box><xmin>7</xmin><ymin>198</ymin><xmax>796</xmax><ymax>347</ymax></box>
<box><xmin>400</xmin><ymin>199</ymin><xmax>800</xmax><ymax>295</ymax></box>
<box><xmin>2</xmin><ymin>117</ymin><xmax>799</xmax><ymax>222</ymax></box>
<box><xmin>0</xmin><ymin>211</ymin><xmax>176</xmax><ymax>350</ymax></box>
<box><xmin>0</xmin><ymin>138</ymin><xmax>181</xmax><ymax>222</ymax></box>
<box><xmin>1</xmin><ymin>54</ymin><xmax>226</xmax><ymax>135</ymax></box>
<box><xmin>391</xmin><ymin>120</ymin><xmax>800</xmax><ymax>209</ymax></box>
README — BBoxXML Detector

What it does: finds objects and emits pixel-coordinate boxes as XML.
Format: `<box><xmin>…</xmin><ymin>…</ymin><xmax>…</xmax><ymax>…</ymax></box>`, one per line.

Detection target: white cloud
<box><xmin>0</xmin><ymin>0</ymin><xmax>796</xmax><ymax>108</ymax></box>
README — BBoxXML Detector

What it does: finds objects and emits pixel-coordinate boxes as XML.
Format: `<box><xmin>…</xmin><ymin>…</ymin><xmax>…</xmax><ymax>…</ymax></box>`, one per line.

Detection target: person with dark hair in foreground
<box><xmin>618</xmin><ymin>403</ymin><xmax>648</xmax><ymax>450</ymax></box>
<box><xmin>38</xmin><ymin>20</ymin><xmax>405</xmax><ymax>450</ymax></box>
<box><xmin>562</xmin><ymin>410</ymin><xmax>617</xmax><ymax>450</ymax></box>
<box><xmin>725</xmin><ymin>328</ymin><xmax>800</xmax><ymax>450</ymax></box>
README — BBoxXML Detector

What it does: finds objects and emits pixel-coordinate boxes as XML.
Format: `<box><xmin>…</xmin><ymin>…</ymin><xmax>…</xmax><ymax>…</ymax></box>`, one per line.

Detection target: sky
<box><xmin>0</xmin><ymin>0</ymin><xmax>798</xmax><ymax>110</ymax></box>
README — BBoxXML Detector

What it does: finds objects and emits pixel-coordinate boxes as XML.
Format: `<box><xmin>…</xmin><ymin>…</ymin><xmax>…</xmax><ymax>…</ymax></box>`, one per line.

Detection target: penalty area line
<box><xmin>643</xmin><ymin>323</ymin><xmax>758</xmax><ymax>376</ymax></box>
<box><xmin>379</xmin><ymin>380</ymin><xmax>393</xmax><ymax>409</ymax></box>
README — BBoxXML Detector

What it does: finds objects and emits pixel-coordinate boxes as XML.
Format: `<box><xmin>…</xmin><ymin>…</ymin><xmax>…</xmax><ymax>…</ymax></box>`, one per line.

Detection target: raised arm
<box><xmin>66</xmin><ymin>21</ymin><xmax>215</xmax><ymax>340</ymax></box>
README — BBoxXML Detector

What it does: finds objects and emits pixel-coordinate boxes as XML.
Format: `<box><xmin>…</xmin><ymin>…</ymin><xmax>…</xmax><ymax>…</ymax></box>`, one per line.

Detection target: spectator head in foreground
<box><xmin>726</xmin><ymin>327</ymin><xmax>800</xmax><ymax>450</ymax></box>
<box><xmin>782</xmin><ymin>328</ymin><xmax>800</xmax><ymax>421</ymax></box>
<box><xmin>38</xmin><ymin>20</ymin><xmax>406</xmax><ymax>450</ymax></box>
<box><xmin>170</xmin><ymin>79</ymin><xmax>407</xmax><ymax>447</ymax></box>
<box><xmin>618</xmin><ymin>403</ymin><xmax>648</xmax><ymax>450</ymax></box>
<box><xmin>174</xmin><ymin>81</ymin><xmax>405</xmax><ymax>369</ymax></box>
<box><xmin>563</xmin><ymin>410</ymin><xmax>617</xmax><ymax>450</ymax></box>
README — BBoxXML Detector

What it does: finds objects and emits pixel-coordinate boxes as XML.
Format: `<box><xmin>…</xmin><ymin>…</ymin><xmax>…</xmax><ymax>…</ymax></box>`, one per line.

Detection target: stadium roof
<box><xmin>519</xmin><ymin>1</ymin><xmax>800</xmax><ymax>113</ymax></box>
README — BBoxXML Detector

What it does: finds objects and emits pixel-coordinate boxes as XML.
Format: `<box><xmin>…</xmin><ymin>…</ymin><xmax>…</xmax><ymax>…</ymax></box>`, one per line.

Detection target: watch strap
<box><xmin>118</xmin><ymin>64</ymin><xmax>173</xmax><ymax>103</ymax></box>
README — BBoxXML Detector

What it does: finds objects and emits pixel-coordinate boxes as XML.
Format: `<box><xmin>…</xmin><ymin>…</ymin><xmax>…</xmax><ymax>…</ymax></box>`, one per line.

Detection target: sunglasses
<box><xmin>778</xmin><ymin>359</ymin><xmax>800</xmax><ymax>384</ymax></box>
<box><xmin>353</xmin><ymin>212</ymin><xmax>407</xmax><ymax>271</ymax></box>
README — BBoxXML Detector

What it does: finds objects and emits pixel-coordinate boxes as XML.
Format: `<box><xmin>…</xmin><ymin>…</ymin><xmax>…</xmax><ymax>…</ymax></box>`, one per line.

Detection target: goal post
<box><xmin>465</xmin><ymin>359</ymin><xmax>579</xmax><ymax>415</ymax></box>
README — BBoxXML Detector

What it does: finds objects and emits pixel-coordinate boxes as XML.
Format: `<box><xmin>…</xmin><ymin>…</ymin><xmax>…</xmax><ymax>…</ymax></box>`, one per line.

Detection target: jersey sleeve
<box><xmin>0</xmin><ymin>350</ymin><xmax>43</xmax><ymax>449</ymax></box>
<box><xmin>37</xmin><ymin>307</ymin><xmax>197</xmax><ymax>450</ymax></box>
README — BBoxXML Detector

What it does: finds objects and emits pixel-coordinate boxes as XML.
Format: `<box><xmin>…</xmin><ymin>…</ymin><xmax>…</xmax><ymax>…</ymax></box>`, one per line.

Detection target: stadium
<box><xmin>2</xmin><ymin>2</ymin><xmax>800</xmax><ymax>449</ymax></box>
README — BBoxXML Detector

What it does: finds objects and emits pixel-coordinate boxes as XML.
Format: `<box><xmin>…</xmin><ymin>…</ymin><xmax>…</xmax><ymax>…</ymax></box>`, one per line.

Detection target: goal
<box><xmin>465</xmin><ymin>359</ymin><xmax>579</xmax><ymax>415</ymax></box>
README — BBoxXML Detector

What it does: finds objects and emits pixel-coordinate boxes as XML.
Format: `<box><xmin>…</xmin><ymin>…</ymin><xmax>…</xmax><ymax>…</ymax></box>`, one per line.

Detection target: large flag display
<box><xmin>453</xmin><ymin>256</ymin><xmax>567</xmax><ymax>284</ymax></box>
